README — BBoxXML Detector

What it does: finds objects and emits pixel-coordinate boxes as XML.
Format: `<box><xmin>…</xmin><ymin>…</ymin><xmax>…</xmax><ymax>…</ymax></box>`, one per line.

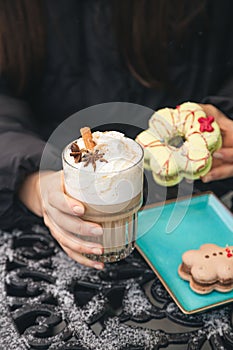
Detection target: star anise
<box><xmin>81</xmin><ymin>149</ymin><xmax>108</xmax><ymax>171</ymax></box>
<box><xmin>70</xmin><ymin>142</ymin><xmax>85</xmax><ymax>163</ymax></box>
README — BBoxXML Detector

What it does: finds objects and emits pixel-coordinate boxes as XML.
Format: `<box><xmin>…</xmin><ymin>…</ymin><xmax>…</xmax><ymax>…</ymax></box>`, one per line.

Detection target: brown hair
<box><xmin>0</xmin><ymin>0</ymin><xmax>206</xmax><ymax>94</ymax></box>
<box><xmin>0</xmin><ymin>0</ymin><xmax>46</xmax><ymax>95</ymax></box>
<box><xmin>113</xmin><ymin>0</ymin><xmax>207</xmax><ymax>87</ymax></box>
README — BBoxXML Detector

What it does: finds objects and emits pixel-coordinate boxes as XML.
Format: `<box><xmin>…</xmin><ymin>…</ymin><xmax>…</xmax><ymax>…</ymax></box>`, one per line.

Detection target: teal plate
<box><xmin>136</xmin><ymin>192</ymin><xmax>233</xmax><ymax>314</ymax></box>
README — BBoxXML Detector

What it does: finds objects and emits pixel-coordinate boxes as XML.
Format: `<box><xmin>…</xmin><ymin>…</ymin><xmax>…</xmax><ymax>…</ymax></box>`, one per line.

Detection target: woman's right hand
<box><xmin>200</xmin><ymin>104</ymin><xmax>233</xmax><ymax>182</ymax></box>
<box><xmin>18</xmin><ymin>170</ymin><xmax>104</xmax><ymax>270</ymax></box>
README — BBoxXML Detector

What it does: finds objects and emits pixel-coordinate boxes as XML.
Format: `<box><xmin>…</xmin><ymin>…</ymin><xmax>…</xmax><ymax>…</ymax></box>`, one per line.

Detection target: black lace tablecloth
<box><xmin>1</xmin><ymin>223</ymin><xmax>233</xmax><ymax>350</ymax></box>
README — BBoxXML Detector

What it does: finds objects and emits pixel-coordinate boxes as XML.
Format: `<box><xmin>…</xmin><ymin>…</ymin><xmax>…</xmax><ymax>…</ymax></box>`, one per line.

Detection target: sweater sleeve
<box><xmin>0</xmin><ymin>93</ymin><xmax>60</xmax><ymax>230</ymax></box>
<box><xmin>201</xmin><ymin>75</ymin><xmax>233</xmax><ymax>119</ymax></box>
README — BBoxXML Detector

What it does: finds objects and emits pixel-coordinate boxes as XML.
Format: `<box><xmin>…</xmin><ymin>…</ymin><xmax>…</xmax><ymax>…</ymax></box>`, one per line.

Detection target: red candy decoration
<box><xmin>198</xmin><ymin>115</ymin><xmax>215</xmax><ymax>132</ymax></box>
<box><xmin>225</xmin><ymin>248</ymin><xmax>233</xmax><ymax>258</ymax></box>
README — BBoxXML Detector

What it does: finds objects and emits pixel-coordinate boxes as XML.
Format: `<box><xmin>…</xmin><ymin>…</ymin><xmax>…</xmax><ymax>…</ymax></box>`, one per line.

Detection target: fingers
<box><xmin>200</xmin><ymin>103</ymin><xmax>226</xmax><ymax>122</ymax></box>
<box><xmin>44</xmin><ymin>214</ymin><xmax>104</xmax><ymax>269</ymax></box>
<box><xmin>202</xmin><ymin>164</ymin><xmax>233</xmax><ymax>182</ymax></box>
<box><xmin>200</xmin><ymin>103</ymin><xmax>232</xmax><ymax>131</ymax></box>
<box><xmin>200</xmin><ymin>104</ymin><xmax>221</xmax><ymax>120</ymax></box>
<box><xmin>213</xmin><ymin>148</ymin><xmax>233</xmax><ymax>163</ymax></box>
<box><xmin>48</xmin><ymin>186</ymin><xmax>85</xmax><ymax>216</ymax></box>
<box><xmin>198</xmin><ymin>105</ymin><xmax>233</xmax><ymax>182</ymax></box>
<box><xmin>44</xmin><ymin>213</ymin><xmax>103</xmax><ymax>243</ymax></box>
<box><xmin>40</xmin><ymin>171</ymin><xmax>105</xmax><ymax>269</ymax></box>
<box><xmin>46</xmin><ymin>205</ymin><xmax>103</xmax><ymax>237</ymax></box>
<box><xmin>40</xmin><ymin>170</ymin><xmax>85</xmax><ymax>216</ymax></box>
<box><xmin>202</xmin><ymin>148</ymin><xmax>233</xmax><ymax>182</ymax></box>
<box><xmin>41</xmin><ymin>171</ymin><xmax>103</xmax><ymax>236</ymax></box>
<box><xmin>62</xmin><ymin>245</ymin><xmax>104</xmax><ymax>270</ymax></box>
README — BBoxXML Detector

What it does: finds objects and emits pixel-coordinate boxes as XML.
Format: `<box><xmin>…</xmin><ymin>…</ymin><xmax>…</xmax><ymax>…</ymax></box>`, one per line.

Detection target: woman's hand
<box><xmin>200</xmin><ymin>104</ymin><xmax>233</xmax><ymax>182</ymax></box>
<box><xmin>18</xmin><ymin>170</ymin><xmax>104</xmax><ymax>270</ymax></box>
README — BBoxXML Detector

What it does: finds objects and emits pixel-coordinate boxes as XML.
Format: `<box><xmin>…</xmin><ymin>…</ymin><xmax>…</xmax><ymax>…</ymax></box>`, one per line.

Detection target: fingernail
<box><xmin>73</xmin><ymin>206</ymin><xmax>84</xmax><ymax>215</ymax></box>
<box><xmin>202</xmin><ymin>175</ymin><xmax>212</xmax><ymax>183</ymax></box>
<box><xmin>94</xmin><ymin>263</ymin><xmax>104</xmax><ymax>270</ymax></box>
<box><xmin>213</xmin><ymin>152</ymin><xmax>223</xmax><ymax>159</ymax></box>
<box><xmin>90</xmin><ymin>226</ymin><xmax>103</xmax><ymax>235</ymax></box>
<box><xmin>92</xmin><ymin>248</ymin><xmax>102</xmax><ymax>255</ymax></box>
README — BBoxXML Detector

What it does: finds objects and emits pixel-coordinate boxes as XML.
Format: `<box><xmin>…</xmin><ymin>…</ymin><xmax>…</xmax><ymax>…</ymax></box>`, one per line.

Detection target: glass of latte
<box><xmin>62</xmin><ymin>127</ymin><xmax>144</xmax><ymax>263</ymax></box>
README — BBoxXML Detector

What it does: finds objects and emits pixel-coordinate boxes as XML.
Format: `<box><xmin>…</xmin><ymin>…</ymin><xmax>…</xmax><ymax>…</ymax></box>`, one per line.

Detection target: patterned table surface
<box><xmin>1</xmin><ymin>223</ymin><xmax>233</xmax><ymax>350</ymax></box>
<box><xmin>1</xmin><ymin>171</ymin><xmax>233</xmax><ymax>350</ymax></box>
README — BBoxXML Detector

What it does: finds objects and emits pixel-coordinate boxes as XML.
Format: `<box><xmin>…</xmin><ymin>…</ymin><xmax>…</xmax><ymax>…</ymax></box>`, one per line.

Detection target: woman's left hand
<box><xmin>200</xmin><ymin>103</ymin><xmax>233</xmax><ymax>182</ymax></box>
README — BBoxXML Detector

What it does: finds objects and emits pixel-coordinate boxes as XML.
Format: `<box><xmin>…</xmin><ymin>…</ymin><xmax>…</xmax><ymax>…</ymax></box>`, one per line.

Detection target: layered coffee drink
<box><xmin>62</xmin><ymin>127</ymin><xmax>144</xmax><ymax>262</ymax></box>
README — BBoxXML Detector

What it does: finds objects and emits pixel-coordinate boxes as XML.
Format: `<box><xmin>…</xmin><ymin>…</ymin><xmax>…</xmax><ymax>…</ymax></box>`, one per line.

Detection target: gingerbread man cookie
<box><xmin>178</xmin><ymin>243</ymin><xmax>233</xmax><ymax>294</ymax></box>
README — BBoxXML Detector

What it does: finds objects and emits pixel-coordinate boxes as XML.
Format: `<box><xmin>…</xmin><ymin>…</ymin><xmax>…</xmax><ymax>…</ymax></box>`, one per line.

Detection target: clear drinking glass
<box><xmin>62</xmin><ymin>138</ymin><xmax>144</xmax><ymax>263</ymax></box>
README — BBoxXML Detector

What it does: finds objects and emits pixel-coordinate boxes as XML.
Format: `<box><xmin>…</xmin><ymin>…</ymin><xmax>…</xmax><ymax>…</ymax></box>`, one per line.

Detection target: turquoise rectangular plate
<box><xmin>136</xmin><ymin>192</ymin><xmax>233</xmax><ymax>314</ymax></box>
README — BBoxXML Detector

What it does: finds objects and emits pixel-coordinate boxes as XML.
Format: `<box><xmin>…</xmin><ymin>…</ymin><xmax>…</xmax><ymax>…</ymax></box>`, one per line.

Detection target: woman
<box><xmin>1</xmin><ymin>0</ymin><xmax>233</xmax><ymax>269</ymax></box>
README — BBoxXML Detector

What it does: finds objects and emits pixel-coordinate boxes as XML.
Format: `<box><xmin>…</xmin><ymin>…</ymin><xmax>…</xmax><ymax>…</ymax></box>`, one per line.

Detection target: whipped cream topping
<box><xmin>64</xmin><ymin>131</ymin><xmax>142</xmax><ymax>172</ymax></box>
<box><xmin>63</xmin><ymin>131</ymin><xmax>144</xmax><ymax>205</ymax></box>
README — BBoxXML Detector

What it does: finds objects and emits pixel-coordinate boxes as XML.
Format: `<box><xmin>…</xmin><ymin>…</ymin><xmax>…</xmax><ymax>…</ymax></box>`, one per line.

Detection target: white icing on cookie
<box><xmin>136</xmin><ymin>102</ymin><xmax>222</xmax><ymax>186</ymax></box>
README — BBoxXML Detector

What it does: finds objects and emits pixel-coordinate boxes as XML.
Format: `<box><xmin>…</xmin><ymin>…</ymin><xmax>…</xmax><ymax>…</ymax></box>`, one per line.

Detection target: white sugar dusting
<box><xmin>202</xmin><ymin>309</ymin><xmax>230</xmax><ymax>339</ymax></box>
<box><xmin>0</xmin><ymin>228</ymin><xmax>233</xmax><ymax>349</ymax></box>
<box><xmin>123</xmin><ymin>282</ymin><xmax>152</xmax><ymax>316</ymax></box>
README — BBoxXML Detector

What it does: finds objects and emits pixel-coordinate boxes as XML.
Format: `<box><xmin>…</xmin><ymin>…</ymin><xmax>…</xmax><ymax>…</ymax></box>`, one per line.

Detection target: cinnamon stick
<box><xmin>80</xmin><ymin>126</ymin><xmax>96</xmax><ymax>150</ymax></box>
